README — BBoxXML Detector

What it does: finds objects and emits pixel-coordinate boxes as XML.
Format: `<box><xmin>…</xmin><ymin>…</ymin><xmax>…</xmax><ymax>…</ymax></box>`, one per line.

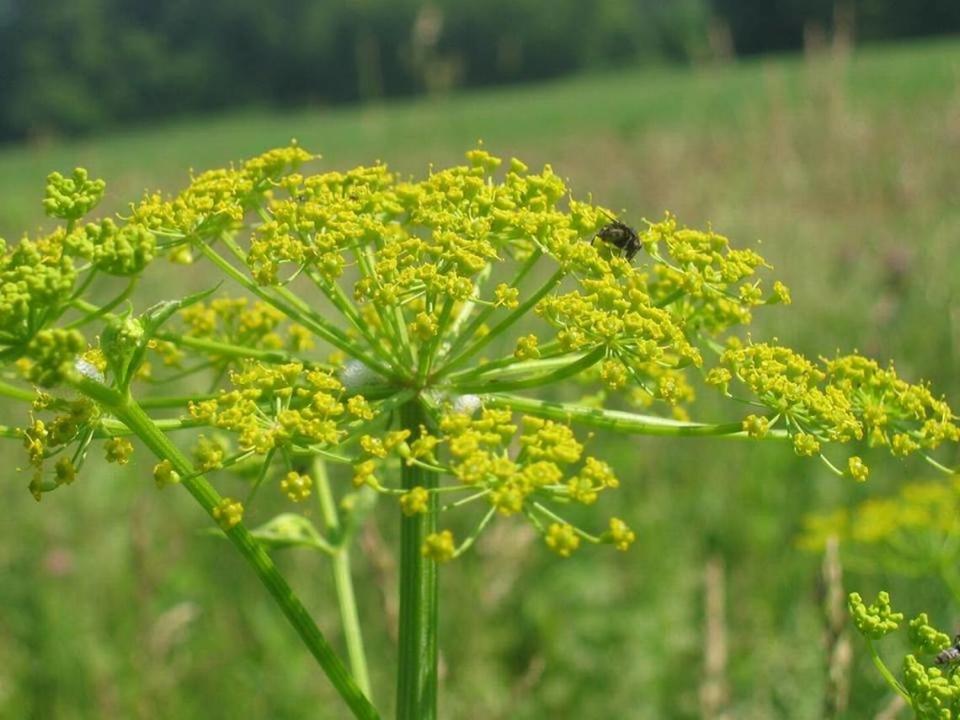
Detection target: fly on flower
<box><xmin>936</xmin><ymin>635</ymin><xmax>960</xmax><ymax>668</ymax></box>
<box><xmin>593</xmin><ymin>214</ymin><xmax>642</xmax><ymax>261</ymax></box>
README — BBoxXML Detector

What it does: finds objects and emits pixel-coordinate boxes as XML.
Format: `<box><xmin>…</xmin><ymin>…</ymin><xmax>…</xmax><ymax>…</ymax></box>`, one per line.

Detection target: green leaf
<box><xmin>124</xmin><ymin>284</ymin><xmax>221</xmax><ymax>381</ymax></box>
<box><xmin>140</xmin><ymin>284</ymin><xmax>221</xmax><ymax>336</ymax></box>
<box><xmin>249</xmin><ymin>513</ymin><xmax>336</xmax><ymax>554</ymax></box>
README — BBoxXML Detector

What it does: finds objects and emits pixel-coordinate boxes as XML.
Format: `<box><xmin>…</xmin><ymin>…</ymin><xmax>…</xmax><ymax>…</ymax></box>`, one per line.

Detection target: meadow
<box><xmin>1</xmin><ymin>37</ymin><xmax>959</xmax><ymax>719</ymax></box>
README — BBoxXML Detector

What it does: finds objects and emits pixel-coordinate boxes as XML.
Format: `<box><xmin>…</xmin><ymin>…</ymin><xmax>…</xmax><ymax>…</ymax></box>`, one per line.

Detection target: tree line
<box><xmin>1</xmin><ymin>0</ymin><xmax>957</xmax><ymax>142</ymax></box>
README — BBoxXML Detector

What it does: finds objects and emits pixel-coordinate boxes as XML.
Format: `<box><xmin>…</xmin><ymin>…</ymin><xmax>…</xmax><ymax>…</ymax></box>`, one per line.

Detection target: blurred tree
<box><xmin>0</xmin><ymin>0</ymin><xmax>957</xmax><ymax>142</ymax></box>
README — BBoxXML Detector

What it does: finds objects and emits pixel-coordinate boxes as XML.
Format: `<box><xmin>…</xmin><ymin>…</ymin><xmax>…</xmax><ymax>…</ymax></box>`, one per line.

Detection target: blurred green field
<box><xmin>2</xmin><ymin>38</ymin><xmax>959</xmax><ymax>719</ymax></box>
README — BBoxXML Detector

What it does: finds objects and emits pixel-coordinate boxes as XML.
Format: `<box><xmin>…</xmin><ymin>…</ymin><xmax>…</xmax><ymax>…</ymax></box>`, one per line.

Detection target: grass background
<box><xmin>1</xmin><ymin>37</ymin><xmax>959</xmax><ymax>719</ymax></box>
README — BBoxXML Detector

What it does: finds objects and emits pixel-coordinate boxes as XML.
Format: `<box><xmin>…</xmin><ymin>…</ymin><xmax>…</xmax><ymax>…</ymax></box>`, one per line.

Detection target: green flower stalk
<box><xmin>1</xmin><ymin>145</ymin><xmax>957</xmax><ymax>718</ymax></box>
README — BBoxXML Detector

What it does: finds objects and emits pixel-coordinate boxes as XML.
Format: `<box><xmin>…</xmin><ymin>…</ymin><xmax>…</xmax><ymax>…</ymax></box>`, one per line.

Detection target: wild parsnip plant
<box><xmin>804</xmin><ymin>475</ymin><xmax>960</xmax><ymax>716</ymax></box>
<box><xmin>2</xmin><ymin>146</ymin><xmax>957</xmax><ymax>719</ymax></box>
<box><xmin>848</xmin><ymin>591</ymin><xmax>960</xmax><ymax>718</ymax></box>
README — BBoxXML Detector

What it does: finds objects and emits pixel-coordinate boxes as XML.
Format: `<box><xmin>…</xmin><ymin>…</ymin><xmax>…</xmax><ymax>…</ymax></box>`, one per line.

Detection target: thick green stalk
<box><xmin>314</xmin><ymin>458</ymin><xmax>372</xmax><ymax>698</ymax></box>
<box><xmin>396</xmin><ymin>399</ymin><xmax>439</xmax><ymax>720</ymax></box>
<box><xmin>443</xmin><ymin>340</ymin><xmax>566</xmax><ymax>383</ymax></box>
<box><xmin>156</xmin><ymin>331</ymin><xmax>331</xmax><ymax>368</ymax></box>
<box><xmin>69</xmin><ymin>376</ymin><xmax>380</xmax><ymax>720</ymax></box>
<box><xmin>483</xmin><ymin>393</ymin><xmax>790</xmax><ymax>439</ymax></box>
<box><xmin>449</xmin><ymin>347</ymin><xmax>604</xmax><ymax>395</ymax></box>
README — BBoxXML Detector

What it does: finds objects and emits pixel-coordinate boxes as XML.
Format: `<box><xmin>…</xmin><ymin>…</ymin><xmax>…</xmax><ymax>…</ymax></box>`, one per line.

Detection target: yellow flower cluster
<box><xmin>712</xmin><ymin>342</ymin><xmax>959</xmax><ymax>470</ymax></box>
<box><xmin>545</xmin><ymin>523</ymin><xmax>580</xmax><ymax>557</ymax></box>
<box><xmin>280</xmin><ymin>471</ymin><xmax>313</xmax><ymax>502</ymax></box>
<box><xmin>70</xmin><ymin>219</ymin><xmax>156</xmax><ymax>276</ymax></box>
<box><xmin>800</xmin><ymin>476</ymin><xmax>960</xmax><ymax>551</ymax></box>
<box><xmin>23</xmin><ymin>329</ymin><xmax>87</xmax><ymax>387</ymax></box>
<box><xmin>848</xmin><ymin>590</ymin><xmax>903</xmax><ymax>639</ymax></box>
<box><xmin>20</xmin><ymin>394</ymin><xmax>99</xmax><ymax>500</ymax></box>
<box><xmin>350</xmin><ymin>406</ymin><xmax>631</xmax><ymax>557</ymax></box>
<box><xmin>0</xmin><ymin>233</ymin><xmax>79</xmax><ymax>345</ymax></box>
<box><xmin>104</xmin><ymin>436</ymin><xmax>134</xmax><ymax>464</ymax></box>
<box><xmin>536</xmin><ymin>270</ymin><xmax>702</xmax><ymax>375</ymax></box>
<box><xmin>18</xmin><ymin>144</ymin><xmax>953</xmax><ymax>572</ymax></box>
<box><xmin>189</xmin><ymin>361</ymin><xmax>366</xmax><ymax>454</ymax></box>
<box><xmin>43</xmin><ymin>168</ymin><xmax>106</xmax><ymax>220</ymax></box>
<box><xmin>2</xmin><ymin>166</ymin><xmax>160</xmax><ymax>355</ymax></box>
<box><xmin>903</xmin><ymin>654</ymin><xmax>960</xmax><ymax>718</ymax></box>
<box><xmin>153</xmin><ymin>459</ymin><xmax>181</xmax><ymax>489</ymax></box>
<box><xmin>79</xmin><ymin>144</ymin><xmax>791</xmax><ymax>411</ymax></box>
<box><xmin>910</xmin><ymin>613</ymin><xmax>952</xmax><ymax>656</ymax></box>
<box><xmin>131</xmin><ymin>145</ymin><xmax>313</xmax><ymax>239</ymax></box>
<box><xmin>179</xmin><ymin>297</ymin><xmax>312</xmax><ymax>353</ymax></box>
<box><xmin>641</xmin><ymin>214</ymin><xmax>782</xmax><ymax>333</ymax></box>
<box><xmin>192</xmin><ymin>434</ymin><xmax>227</xmax><ymax>471</ymax></box>
<box><xmin>213</xmin><ymin>497</ymin><xmax>244</xmax><ymax>530</ymax></box>
<box><xmin>422</xmin><ymin>530</ymin><xmax>456</xmax><ymax>562</ymax></box>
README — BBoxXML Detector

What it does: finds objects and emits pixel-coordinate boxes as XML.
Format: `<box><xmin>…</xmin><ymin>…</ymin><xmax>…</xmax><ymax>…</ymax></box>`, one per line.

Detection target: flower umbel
<box><xmin>2</xmin><ymin>144</ymin><xmax>957</xmax><ymax>720</ymax></box>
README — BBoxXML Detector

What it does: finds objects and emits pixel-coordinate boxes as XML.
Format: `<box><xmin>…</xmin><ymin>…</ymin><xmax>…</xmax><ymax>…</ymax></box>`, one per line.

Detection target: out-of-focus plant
<box><xmin>1</xmin><ymin>146</ymin><xmax>956</xmax><ymax>719</ymax></box>
<box><xmin>807</xmin><ymin>478</ymin><xmax>960</xmax><ymax>717</ymax></box>
<box><xmin>849</xmin><ymin>591</ymin><xmax>960</xmax><ymax>718</ymax></box>
<box><xmin>802</xmin><ymin>476</ymin><xmax>960</xmax><ymax>599</ymax></box>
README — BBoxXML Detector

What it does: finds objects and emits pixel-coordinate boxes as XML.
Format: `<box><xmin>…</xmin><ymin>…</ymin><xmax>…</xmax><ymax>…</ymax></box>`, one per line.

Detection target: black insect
<box><xmin>936</xmin><ymin>635</ymin><xmax>960</xmax><ymax>667</ymax></box>
<box><xmin>593</xmin><ymin>217</ymin><xmax>641</xmax><ymax>262</ymax></box>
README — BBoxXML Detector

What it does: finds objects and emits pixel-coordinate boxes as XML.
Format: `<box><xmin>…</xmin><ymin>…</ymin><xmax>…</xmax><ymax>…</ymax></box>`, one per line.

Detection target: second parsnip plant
<box><xmin>2</xmin><ymin>146</ymin><xmax>957</xmax><ymax>719</ymax></box>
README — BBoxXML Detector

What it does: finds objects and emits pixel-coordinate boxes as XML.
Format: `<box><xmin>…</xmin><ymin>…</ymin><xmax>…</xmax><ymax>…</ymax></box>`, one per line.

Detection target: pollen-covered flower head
<box><xmin>5</xmin><ymin>144</ymin><xmax>955</xmax><ymax>566</ymax></box>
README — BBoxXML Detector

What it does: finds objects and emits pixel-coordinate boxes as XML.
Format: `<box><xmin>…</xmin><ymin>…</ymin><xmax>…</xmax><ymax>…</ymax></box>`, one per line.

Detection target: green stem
<box><xmin>449</xmin><ymin>348</ymin><xmax>604</xmax><ymax>394</ymax></box>
<box><xmin>68</xmin><ymin>299</ymin><xmax>332</xmax><ymax>370</ymax></box>
<box><xmin>198</xmin><ymin>240</ymin><xmax>395</xmax><ymax>379</ymax></box>
<box><xmin>138</xmin><ymin>394</ymin><xmax>214</xmax><ymax>409</ymax></box>
<box><xmin>68</xmin><ymin>375</ymin><xmax>379</xmax><ymax>720</ymax></box>
<box><xmin>441</xmin><ymin>264</ymin><xmax>492</xmax><ymax>352</ymax></box>
<box><xmin>417</xmin><ymin>296</ymin><xmax>455</xmax><ymax>384</ymax></box>
<box><xmin>452</xmin><ymin>507</ymin><xmax>496</xmax><ymax>559</ymax></box>
<box><xmin>156</xmin><ymin>331</ymin><xmax>331</xmax><ymax>369</ymax></box>
<box><xmin>483</xmin><ymin>393</ymin><xmax>791</xmax><ymax>439</ymax></box>
<box><xmin>531</xmin><ymin>501</ymin><xmax>601</xmax><ymax>543</ymax></box>
<box><xmin>396</xmin><ymin>398</ymin><xmax>438</xmax><ymax>720</ymax></box>
<box><xmin>0</xmin><ymin>379</ymin><xmax>35</xmax><ymax>402</ymax></box>
<box><xmin>444</xmin><ymin>340</ymin><xmax>565</xmax><ymax>382</ymax></box>
<box><xmin>353</xmin><ymin>245</ymin><xmax>414</xmax><ymax>369</ymax></box>
<box><xmin>315</xmin><ymin>457</ymin><xmax>373</xmax><ymax>699</ymax></box>
<box><xmin>305</xmin><ymin>267</ymin><xmax>397</xmax><ymax>368</ymax></box>
<box><xmin>924</xmin><ymin>453</ymin><xmax>957</xmax><ymax>475</ymax></box>
<box><xmin>442</xmin><ymin>249</ymin><xmax>542</xmax><ymax>361</ymax></box>
<box><xmin>65</xmin><ymin>277</ymin><xmax>138</xmax><ymax>329</ymax></box>
<box><xmin>439</xmin><ymin>267</ymin><xmax>564</xmax><ymax>375</ymax></box>
<box><xmin>0</xmin><ymin>416</ymin><xmax>204</xmax><ymax>440</ymax></box>
<box><xmin>864</xmin><ymin>638</ymin><xmax>910</xmax><ymax>701</ymax></box>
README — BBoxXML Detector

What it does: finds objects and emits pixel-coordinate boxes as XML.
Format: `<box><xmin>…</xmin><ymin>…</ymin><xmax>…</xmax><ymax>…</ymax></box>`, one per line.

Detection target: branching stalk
<box><xmin>314</xmin><ymin>457</ymin><xmax>373</xmax><ymax>698</ymax></box>
<box><xmin>67</xmin><ymin>373</ymin><xmax>380</xmax><ymax>720</ymax></box>
<box><xmin>483</xmin><ymin>393</ymin><xmax>790</xmax><ymax>439</ymax></box>
<box><xmin>438</xmin><ymin>267</ymin><xmax>564</xmax><ymax>375</ymax></box>
<box><xmin>395</xmin><ymin>398</ymin><xmax>439</xmax><ymax>720</ymax></box>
